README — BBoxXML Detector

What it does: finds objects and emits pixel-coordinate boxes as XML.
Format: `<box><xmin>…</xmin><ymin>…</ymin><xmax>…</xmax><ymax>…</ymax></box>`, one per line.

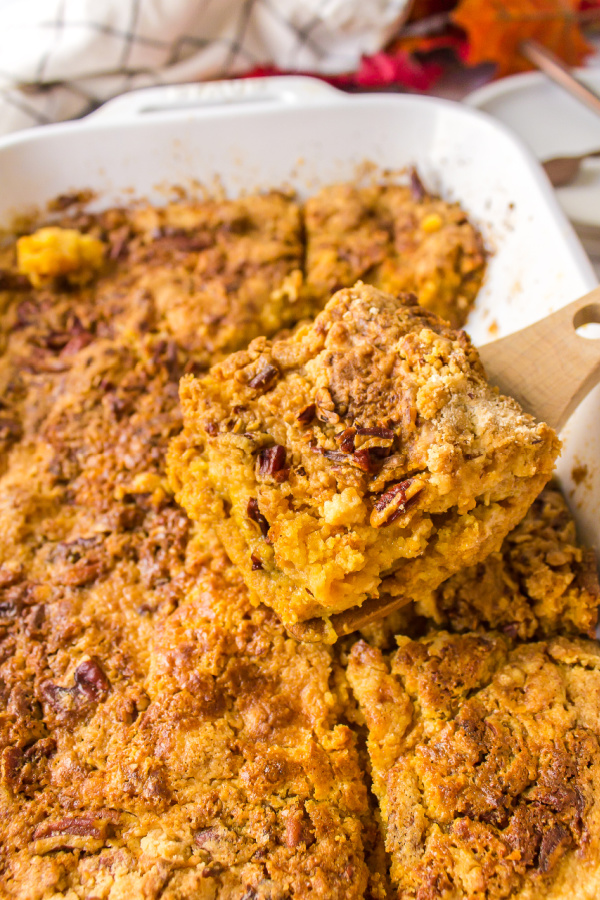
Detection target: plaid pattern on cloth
<box><xmin>0</xmin><ymin>0</ymin><xmax>410</xmax><ymax>135</ymax></box>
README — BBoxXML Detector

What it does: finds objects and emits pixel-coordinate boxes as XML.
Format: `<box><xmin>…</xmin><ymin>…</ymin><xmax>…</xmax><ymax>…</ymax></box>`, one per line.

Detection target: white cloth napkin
<box><xmin>0</xmin><ymin>0</ymin><xmax>410</xmax><ymax>135</ymax></box>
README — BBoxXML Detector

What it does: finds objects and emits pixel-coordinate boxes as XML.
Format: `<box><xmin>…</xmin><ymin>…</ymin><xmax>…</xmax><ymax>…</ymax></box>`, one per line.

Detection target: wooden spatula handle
<box><xmin>478</xmin><ymin>285</ymin><xmax>600</xmax><ymax>432</ymax></box>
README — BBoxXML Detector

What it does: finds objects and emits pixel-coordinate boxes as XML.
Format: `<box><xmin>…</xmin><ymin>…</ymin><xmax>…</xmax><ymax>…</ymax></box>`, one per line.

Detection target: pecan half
<box><xmin>257</xmin><ymin>445</ymin><xmax>286</xmax><ymax>477</ymax></box>
<box><xmin>74</xmin><ymin>657</ymin><xmax>110</xmax><ymax>701</ymax></box>
<box><xmin>370</xmin><ymin>477</ymin><xmax>425</xmax><ymax>527</ymax></box>
<box><xmin>248</xmin><ymin>364</ymin><xmax>279</xmax><ymax>392</ymax></box>
<box><xmin>32</xmin><ymin>815</ymin><xmax>112</xmax><ymax>854</ymax></box>
<box><xmin>247</xmin><ymin>498</ymin><xmax>270</xmax><ymax>537</ymax></box>
<box><xmin>33</xmin><ymin>817</ymin><xmax>109</xmax><ymax>841</ymax></box>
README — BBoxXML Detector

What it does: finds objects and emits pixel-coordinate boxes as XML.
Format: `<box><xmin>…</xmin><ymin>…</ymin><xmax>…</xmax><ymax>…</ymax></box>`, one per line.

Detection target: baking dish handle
<box><xmin>87</xmin><ymin>76</ymin><xmax>344</xmax><ymax>121</ymax></box>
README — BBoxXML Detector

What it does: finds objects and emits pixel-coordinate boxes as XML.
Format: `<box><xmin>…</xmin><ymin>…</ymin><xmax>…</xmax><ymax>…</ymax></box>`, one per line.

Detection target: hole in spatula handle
<box><xmin>574</xmin><ymin>302</ymin><xmax>600</xmax><ymax>339</ymax></box>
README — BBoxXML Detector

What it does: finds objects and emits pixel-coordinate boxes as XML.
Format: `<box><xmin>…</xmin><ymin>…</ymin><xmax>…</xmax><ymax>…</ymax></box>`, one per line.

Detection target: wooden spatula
<box><xmin>289</xmin><ymin>286</ymin><xmax>600</xmax><ymax>643</ymax></box>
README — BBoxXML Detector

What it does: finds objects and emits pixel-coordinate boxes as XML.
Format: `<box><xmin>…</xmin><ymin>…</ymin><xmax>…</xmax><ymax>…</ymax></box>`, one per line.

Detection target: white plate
<box><xmin>0</xmin><ymin>76</ymin><xmax>598</xmax><ymax>551</ymax></box>
<box><xmin>467</xmin><ymin>68</ymin><xmax>600</xmax><ymax>228</ymax></box>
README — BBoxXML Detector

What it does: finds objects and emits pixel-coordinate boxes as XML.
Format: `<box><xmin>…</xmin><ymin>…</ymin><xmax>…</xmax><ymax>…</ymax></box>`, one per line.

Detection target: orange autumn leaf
<box><xmin>452</xmin><ymin>0</ymin><xmax>592</xmax><ymax>76</ymax></box>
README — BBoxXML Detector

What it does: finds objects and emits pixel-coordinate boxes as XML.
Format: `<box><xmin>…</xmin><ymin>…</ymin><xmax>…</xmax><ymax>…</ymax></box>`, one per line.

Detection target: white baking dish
<box><xmin>1</xmin><ymin>76</ymin><xmax>598</xmax><ymax>552</ymax></box>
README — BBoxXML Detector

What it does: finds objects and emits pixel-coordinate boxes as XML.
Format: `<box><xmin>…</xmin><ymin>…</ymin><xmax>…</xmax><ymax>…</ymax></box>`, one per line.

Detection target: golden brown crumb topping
<box><xmin>304</xmin><ymin>174</ymin><xmax>486</xmax><ymax>327</ymax></box>
<box><xmin>421</xmin><ymin>483</ymin><xmax>599</xmax><ymax>640</ymax></box>
<box><xmin>1</xmin><ymin>549</ymin><xmax>386</xmax><ymax>899</ymax></box>
<box><xmin>0</xmin><ymin>192</ymin><xmax>406</xmax><ymax>900</ymax></box>
<box><xmin>348</xmin><ymin>632</ymin><xmax>600</xmax><ymax>900</ymax></box>
<box><xmin>0</xmin><ymin>178</ymin><xmax>597</xmax><ymax>900</ymax></box>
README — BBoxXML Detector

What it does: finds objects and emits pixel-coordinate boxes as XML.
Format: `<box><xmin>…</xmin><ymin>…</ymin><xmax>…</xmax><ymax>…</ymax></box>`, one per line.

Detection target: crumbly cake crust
<box><xmin>2</xmin><ymin>551</ymin><xmax>386</xmax><ymax>900</ymax></box>
<box><xmin>169</xmin><ymin>283</ymin><xmax>559</xmax><ymax>635</ymax></box>
<box><xmin>348</xmin><ymin>631</ymin><xmax>600</xmax><ymax>900</ymax></box>
<box><xmin>421</xmin><ymin>483</ymin><xmax>600</xmax><ymax>640</ymax></box>
<box><xmin>304</xmin><ymin>175</ymin><xmax>487</xmax><ymax>327</ymax></box>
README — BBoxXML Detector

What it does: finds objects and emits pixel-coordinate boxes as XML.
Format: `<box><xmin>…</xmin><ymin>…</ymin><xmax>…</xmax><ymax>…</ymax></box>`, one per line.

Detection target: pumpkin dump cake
<box><xmin>0</xmin><ymin>176</ymin><xmax>597</xmax><ymax>900</ymax></box>
<box><xmin>347</xmin><ymin>632</ymin><xmax>600</xmax><ymax>900</ymax></box>
<box><xmin>168</xmin><ymin>283</ymin><xmax>559</xmax><ymax>639</ymax></box>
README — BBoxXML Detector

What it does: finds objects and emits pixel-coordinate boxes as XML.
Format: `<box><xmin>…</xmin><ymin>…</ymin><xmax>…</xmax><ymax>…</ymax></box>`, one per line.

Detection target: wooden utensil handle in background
<box><xmin>521</xmin><ymin>40</ymin><xmax>600</xmax><ymax>118</ymax></box>
<box><xmin>479</xmin><ymin>286</ymin><xmax>600</xmax><ymax>432</ymax></box>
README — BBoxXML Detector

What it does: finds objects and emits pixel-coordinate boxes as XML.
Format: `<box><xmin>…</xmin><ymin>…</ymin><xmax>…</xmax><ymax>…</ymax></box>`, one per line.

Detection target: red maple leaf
<box><xmin>452</xmin><ymin>0</ymin><xmax>592</xmax><ymax>76</ymax></box>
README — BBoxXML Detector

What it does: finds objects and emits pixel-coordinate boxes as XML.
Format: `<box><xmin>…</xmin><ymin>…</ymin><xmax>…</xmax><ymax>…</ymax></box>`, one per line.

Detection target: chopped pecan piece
<box><xmin>248</xmin><ymin>364</ymin><xmax>279</xmax><ymax>392</ymax></box>
<box><xmin>74</xmin><ymin>657</ymin><xmax>110</xmax><ymax>701</ymax></box>
<box><xmin>0</xmin><ymin>565</ymin><xmax>23</xmax><ymax>589</ymax></box>
<box><xmin>285</xmin><ymin>805</ymin><xmax>315</xmax><ymax>849</ymax></box>
<box><xmin>315</xmin><ymin>387</ymin><xmax>339</xmax><ymax>425</ymax></box>
<box><xmin>370</xmin><ymin>477</ymin><xmax>425</xmax><ymax>527</ymax></box>
<box><xmin>352</xmin><ymin>449</ymin><xmax>375</xmax><ymax>473</ymax></box>
<box><xmin>57</xmin><ymin>560</ymin><xmax>103</xmax><ymax>587</ymax></box>
<box><xmin>20</xmin><ymin>349</ymin><xmax>70</xmax><ymax>374</ymax></box>
<box><xmin>250</xmin><ymin>554</ymin><xmax>263</xmax><ymax>571</ymax></box>
<box><xmin>338</xmin><ymin>428</ymin><xmax>356</xmax><ymax>454</ymax></box>
<box><xmin>153</xmin><ymin>227</ymin><xmax>212</xmax><ymax>253</ymax></box>
<box><xmin>246</xmin><ymin>498</ymin><xmax>270</xmax><ymax>537</ymax></box>
<box><xmin>355</xmin><ymin>425</ymin><xmax>394</xmax><ymax>440</ymax></box>
<box><xmin>40</xmin><ymin>330</ymin><xmax>71</xmax><ymax>351</ymax></box>
<box><xmin>257</xmin><ymin>445</ymin><xmax>286</xmax><ymax>477</ymax></box>
<box><xmin>61</xmin><ymin>330</ymin><xmax>94</xmax><ymax>356</ymax></box>
<box><xmin>537</xmin><ymin>824</ymin><xmax>572</xmax><ymax>874</ymax></box>
<box><xmin>1</xmin><ymin>747</ymin><xmax>24</xmax><ymax>790</ymax></box>
<box><xmin>194</xmin><ymin>826</ymin><xmax>222</xmax><ymax>847</ymax></box>
<box><xmin>33</xmin><ymin>817</ymin><xmax>109</xmax><ymax>841</ymax></box>
<box><xmin>312</xmin><ymin>448</ymin><xmax>347</xmax><ymax>464</ymax></box>
<box><xmin>108</xmin><ymin>224</ymin><xmax>131</xmax><ymax>260</ymax></box>
<box><xmin>296</xmin><ymin>403</ymin><xmax>316</xmax><ymax>425</ymax></box>
<box><xmin>39</xmin><ymin>681</ymin><xmax>75</xmax><ymax>713</ymax></box>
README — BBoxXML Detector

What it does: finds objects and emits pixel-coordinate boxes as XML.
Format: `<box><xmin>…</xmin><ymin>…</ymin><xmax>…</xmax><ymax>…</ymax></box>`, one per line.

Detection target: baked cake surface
<box><xmin>348</xmin><ymin>631</ymin><xmax>600</xmax><ymax>900</ymax></box>
<box><xmin>304</xmin><ymin>174</ymin><xmax>486</xmax><ymax>328</ymax></box>
<box><xmin>169</xmin><ymin>283</ymin><xmax>559</xmax><ymax>637</ymax></box>
<box><xmin>1</xmin><ymin>550</ymin><xmax>386</xmax><ymax>900</ymax></box>
<box><xmin>0</xmin><ymin>216</ymin><xmax>386</xmax><ymax>898</ymax></box>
